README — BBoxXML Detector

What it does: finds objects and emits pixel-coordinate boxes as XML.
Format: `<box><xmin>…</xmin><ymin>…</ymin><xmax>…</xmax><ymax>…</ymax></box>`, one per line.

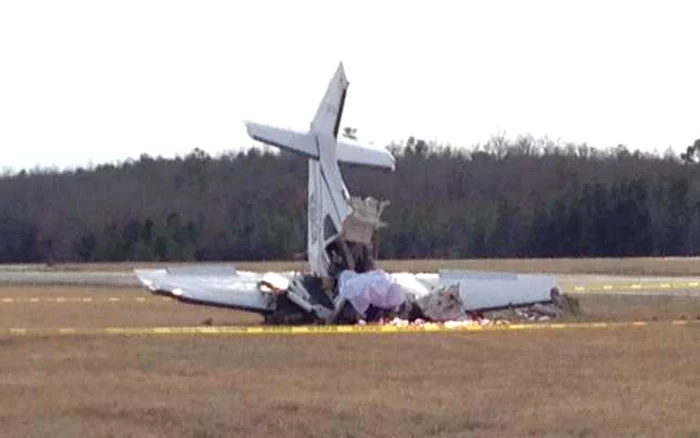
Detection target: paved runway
<box><xmin>555</xmin><ymin>274</ymin><xmax>700</xmax><ymax>296</ymax></box>
<box><xmin>0</xmin><ymin>269</ymin><xmax>137</xmax><ymax>287</ymax></box>
<box><xmin>1</xmin><ymin>265</ymin><xmax>700</xmax><ymax>297</ymax></box>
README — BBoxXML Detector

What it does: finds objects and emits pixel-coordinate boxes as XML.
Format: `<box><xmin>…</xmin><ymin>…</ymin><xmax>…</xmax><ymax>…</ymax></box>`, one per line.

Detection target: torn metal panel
<box><xmin>260</xmin><ymin>272</ymin><xmax>291</xmax><ymax>293</ymax></box>
<box><xmin>342</xmin><ymin>197</ymin><xmax>390</xmax><ymax>244</ymax></box>
<box><xmin>414</xmin><ymin>283</ymin><xmax>468</xmax><ymax>321</ymax></box>
<box><xmin>287</xmin><ymin>278</ymin><xmax>334</xmax><ymax>321</ymax></box>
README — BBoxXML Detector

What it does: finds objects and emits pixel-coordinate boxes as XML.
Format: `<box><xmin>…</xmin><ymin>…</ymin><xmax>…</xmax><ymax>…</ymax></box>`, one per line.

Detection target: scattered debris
<box><xmin>355</xmin><ymin>316</ymin><xmax>509</xmax><ymax>329</ymax></box>
<box><xmin>413</xmin><ymin>283</ymin><xmax>468</xmax><ymax>322</ymax></box>
<box><xmin>324</xmin><ymin>270</ymin><xmax>578</xmax><ymax>326</ymax></box>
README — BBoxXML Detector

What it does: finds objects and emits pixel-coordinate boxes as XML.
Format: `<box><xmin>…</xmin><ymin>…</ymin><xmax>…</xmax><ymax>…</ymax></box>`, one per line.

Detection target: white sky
<box><xmin>0</xmin><ymin>0</ymin><xmax>698</xmax><ymax>171</ymax></box>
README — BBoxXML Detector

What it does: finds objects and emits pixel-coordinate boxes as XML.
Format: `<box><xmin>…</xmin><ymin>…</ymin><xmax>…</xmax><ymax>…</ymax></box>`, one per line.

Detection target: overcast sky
<box><xmin>1</xmin><ymin>0</ymin><xmax>697</xmax><ymax>171</ymax></box>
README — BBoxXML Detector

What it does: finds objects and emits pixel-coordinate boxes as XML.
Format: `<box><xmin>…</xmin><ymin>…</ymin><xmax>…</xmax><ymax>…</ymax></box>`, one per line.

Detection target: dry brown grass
<box><xmin>0</xmin><ymin>285</ymin><xmax>261</xmax><ymax>328</ymax></box>
<box><xmin>1</xmin><ymin>327</ymin><xmax>700</xmax><ymax>437</ymax></box>
<box><xmin>2</xmin><ymin>284</ymin><xmax>700</xmax><ymax>437</ymax></box>
<box><xmin>31</xmin><ymin>256</ymin><xmax>700</xmax><ymax>276</ymax></box>
<box><xmin>576</xmin><ymin>294</ymin><xmax>700</xmax><ymax>322</ymax></box>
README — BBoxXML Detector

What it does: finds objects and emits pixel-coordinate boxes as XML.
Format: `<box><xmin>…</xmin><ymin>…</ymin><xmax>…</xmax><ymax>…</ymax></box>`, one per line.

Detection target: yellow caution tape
<box><xmin>0</xmin><ymin>320</ymin><xmax>697</xmax><ymax>337</ymax></box>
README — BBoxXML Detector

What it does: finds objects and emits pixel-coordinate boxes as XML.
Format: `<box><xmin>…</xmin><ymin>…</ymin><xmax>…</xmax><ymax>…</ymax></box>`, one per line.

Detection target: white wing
<box><xmin>134</xmin><ymin>266</ymin><xmax>278</xmax><ymax>313</ymax></box>
<box><xmin>439</xmin><ymin>270</ymin><xmax>557</xmax><ymax>310</ymax></box>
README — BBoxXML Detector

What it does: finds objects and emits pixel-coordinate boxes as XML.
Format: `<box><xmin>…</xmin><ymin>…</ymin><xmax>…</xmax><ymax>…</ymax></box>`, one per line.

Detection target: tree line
<box><xmin>1</xmin><ymin>134</ymin><xmax>700</xmax><ymax>263</ymax></box>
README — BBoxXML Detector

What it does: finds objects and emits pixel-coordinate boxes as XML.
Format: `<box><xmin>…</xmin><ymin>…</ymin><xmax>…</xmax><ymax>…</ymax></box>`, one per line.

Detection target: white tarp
<box><xmin>336</xmin><ymin>269</ymin><xmax>406</xmax><ymax>316</ymax></box>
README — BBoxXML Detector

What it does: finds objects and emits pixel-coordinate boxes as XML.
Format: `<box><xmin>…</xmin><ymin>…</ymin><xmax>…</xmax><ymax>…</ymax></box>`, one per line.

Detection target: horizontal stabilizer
<box><xmin>245</xmin><ymin>122</ymin><xmax>318</xmax><ymax>159</ymax></box>
<box><xmin>337</xmin><ymin>139</ymin><xmax>396</xmax><ymax>171</ymax></box>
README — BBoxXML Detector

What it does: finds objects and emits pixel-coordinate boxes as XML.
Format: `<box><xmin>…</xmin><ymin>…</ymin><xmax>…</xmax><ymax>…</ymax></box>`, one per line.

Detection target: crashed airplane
<box><xmin>134</xmin><ymin>62</ymin><xmax>564</xmax><ymax>325</ymax></box>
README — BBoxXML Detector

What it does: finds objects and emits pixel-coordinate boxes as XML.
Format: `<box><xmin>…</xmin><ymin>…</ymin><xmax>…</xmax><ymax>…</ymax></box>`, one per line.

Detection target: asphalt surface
<box><xmin>0</xmin><ymin>269</ymin><xmax>138</xmax><ymax>287</ymax></box>
<box><xmin>1</xmin><ymin>265</ymin><xmax>700</xmax><ymax>296</ymax></box>
<box><xmin>556</xmin><ymin>274</ymin><xmax>700</xmax><ymax>296</ymax></box>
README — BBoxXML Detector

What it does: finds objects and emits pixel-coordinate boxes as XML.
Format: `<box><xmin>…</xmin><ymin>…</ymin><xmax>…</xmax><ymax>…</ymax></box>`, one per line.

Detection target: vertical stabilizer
<box><xmin>310</xmin><ymin>62</ymin><xmax>349</xmax><ymax>138</ymax></box>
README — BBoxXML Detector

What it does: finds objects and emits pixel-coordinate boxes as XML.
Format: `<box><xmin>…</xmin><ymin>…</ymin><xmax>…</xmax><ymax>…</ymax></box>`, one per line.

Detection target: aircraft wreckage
<box><xmin>134</xmin><ymin>62</ymin><xmax>570</xmax><ymax>325</ymax></box>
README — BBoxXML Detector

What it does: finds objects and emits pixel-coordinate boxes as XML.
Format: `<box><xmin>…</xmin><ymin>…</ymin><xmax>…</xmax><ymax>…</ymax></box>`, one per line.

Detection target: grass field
<box><xmin>2</xmin><ymin>324</ymin><xmax>699</xmax><ymax>437</ymax></box>
<box><xmin>2</xmin><ymin>259</ymin><xmax>700</xmax><ymax>437</ymax></box>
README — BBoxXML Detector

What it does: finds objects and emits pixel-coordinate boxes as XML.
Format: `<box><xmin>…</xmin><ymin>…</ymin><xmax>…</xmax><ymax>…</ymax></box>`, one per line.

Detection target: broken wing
<box><xmin>134</xmin><ymin>266</ymin><xmax>278</xmax><ymax>313</ymax></box>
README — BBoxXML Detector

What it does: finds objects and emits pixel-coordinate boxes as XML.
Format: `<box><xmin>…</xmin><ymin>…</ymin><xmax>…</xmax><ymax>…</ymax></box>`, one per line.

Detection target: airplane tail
<box><xmin>310</xmin><ymin>62</ymin><xmax>349</xmax><ymax>138</ymax></box>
